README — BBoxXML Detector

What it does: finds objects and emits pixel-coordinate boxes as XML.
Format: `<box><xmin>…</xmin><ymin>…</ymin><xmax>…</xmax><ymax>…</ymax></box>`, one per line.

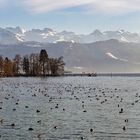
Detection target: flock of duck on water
<box><xmin>0</xmin><ymin>79</ymin><xmax>139</xmax><ymax>139</ymax></box>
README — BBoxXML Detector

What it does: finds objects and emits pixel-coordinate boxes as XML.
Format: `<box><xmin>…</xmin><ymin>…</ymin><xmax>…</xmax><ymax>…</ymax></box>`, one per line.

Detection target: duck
<box><xmin>90</xmin><ymin>128</ymin><xmax>93</xmax><ymax>132</ymax></box>
<box><xmin>119</xmin><ymin>108</ymin><xmax>123</xmax><ymax>113</ymax></box>
<box><xmin>36</xmin><ymin>110</ymin><xmax>40</xmax><ymax>113</ymax></box>
<box><xmin>123</xmin><ymin>126</ymin><xmax>126</xmax><ymax>131</ymax></box>
<box><xmin>28</xmin><ymin>128</ymin><xmax>34</xmax><ymax>131</ymax></box>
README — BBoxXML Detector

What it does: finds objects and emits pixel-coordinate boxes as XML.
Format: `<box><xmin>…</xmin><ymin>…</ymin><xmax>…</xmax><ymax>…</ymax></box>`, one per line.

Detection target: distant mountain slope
<box><xmin>0</xmin><ymin>39</ymin><xmax>140</xmax><ymax>73</ymax></box>
<box><xmin>1</xmin><ymin>26</ymin><xmax>140</xmax><ymax>44</ymax></box>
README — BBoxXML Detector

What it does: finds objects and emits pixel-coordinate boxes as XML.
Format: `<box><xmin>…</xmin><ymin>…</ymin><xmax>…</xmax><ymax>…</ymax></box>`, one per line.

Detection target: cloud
<box><xmin>22</xmin><ymin>0</ymin><xmax>140</xmax><ymax>15</ymax></box>
<box><xmin>23</xmin><ymin>0</ymin><xmax>93</xmax><ymax>13</ymax></box>
<box><xmin>2</xmin><ymin>0</ymin><xmax>140</xmax><ymax>15</ymax></box>
<box><xmin>89</xmin><ymin>0</ymin><xmax>140</xmax><ymax>14</ymax></box>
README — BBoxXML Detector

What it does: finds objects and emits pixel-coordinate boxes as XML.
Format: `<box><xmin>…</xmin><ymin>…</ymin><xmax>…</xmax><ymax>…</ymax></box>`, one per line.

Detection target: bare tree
<box><xmin>4</xmin><ymin>57</ymin><xmax>13</xmax><ymax>77</ymax></box>
<box><xmin>0</xmin><ymin>56</ymin><xmax>4</xmax><ymax>76</ymax></box>
<box><xmin>49</xmin><ymin>56</ymin><xmax>65</xmax><ymax>75</ymax></box>
<box><xmin>13</xmin><ymin>54</ymin><xmax>21</xmax><ymax>75</ymax></box>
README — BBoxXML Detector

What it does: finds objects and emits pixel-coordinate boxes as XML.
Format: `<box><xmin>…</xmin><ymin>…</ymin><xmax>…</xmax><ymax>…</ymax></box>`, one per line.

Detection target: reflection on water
<box><xmin>0</xmin><ymin>77</ymin><xmax>140</xmax><ymax>140</ymax></box>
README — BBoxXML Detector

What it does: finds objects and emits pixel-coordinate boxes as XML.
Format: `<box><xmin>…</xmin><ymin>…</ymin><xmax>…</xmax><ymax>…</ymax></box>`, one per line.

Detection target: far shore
<box><xmin>1</xmin><ymin>73</ymin><xmax>140</xmax><ymax>77</ymax></box>
<box><xmin>63</xmin><ymin>73</ymin><xmax>140</xmax><ymax>77</ymax></box>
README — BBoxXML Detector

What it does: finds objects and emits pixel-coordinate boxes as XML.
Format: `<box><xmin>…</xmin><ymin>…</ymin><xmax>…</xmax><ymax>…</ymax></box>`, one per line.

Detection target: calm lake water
<box><xmin>0</xmin><ymin>77</ymin><xmax>140</xmax><ymax>140</ymax></box>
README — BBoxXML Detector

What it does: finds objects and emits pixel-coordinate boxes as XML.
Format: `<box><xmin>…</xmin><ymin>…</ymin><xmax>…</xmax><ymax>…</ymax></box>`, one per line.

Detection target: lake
<box><xmin>0</xmin><ymin>77</ymin><xmax>140</xmax><ymax>140</ymax></box>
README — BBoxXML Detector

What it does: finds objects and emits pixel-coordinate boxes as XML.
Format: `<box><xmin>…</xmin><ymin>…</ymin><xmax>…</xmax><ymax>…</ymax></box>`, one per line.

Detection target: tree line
<box><xmin>0</xmin><ymin>49</ymin><xmax>65</xmax><ymax>77</ymax></box>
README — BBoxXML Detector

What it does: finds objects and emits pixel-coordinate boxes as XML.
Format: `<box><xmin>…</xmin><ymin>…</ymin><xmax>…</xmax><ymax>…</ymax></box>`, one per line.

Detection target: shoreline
<box><xmin>1</xmin><ymin>73</ymin><xmax>140</xmax><ymax>77</ymax></box>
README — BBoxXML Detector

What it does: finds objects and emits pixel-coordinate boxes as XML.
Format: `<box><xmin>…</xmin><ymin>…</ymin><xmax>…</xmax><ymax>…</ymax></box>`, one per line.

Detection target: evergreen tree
<box><xmin>23</xmin><ymin>56</ymin><xmax>30</xmax><ymax>75</ymax></box>
<box><xmin>39</xmin><ymin>50</ymin><xmax>48</xmax><ymax>75</ymax></box>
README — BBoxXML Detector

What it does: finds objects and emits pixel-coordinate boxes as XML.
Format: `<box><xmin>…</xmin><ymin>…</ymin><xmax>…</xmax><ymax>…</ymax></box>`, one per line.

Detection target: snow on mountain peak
<box><xmin>21</xmin><ymin>28</ymin><xmax>26</xmax><ymax>34</ymax></box>
<box><xmin>0</xmin><ymin>27</ymin><xmax>140</xmax><ymax>44</ymax></box>
<box><xmin>15</xmin><ymin>34</ymin><xmax>24</xmax><ymax>42</ymax></box>
<box><xmin>117</xmin><ymin>29</ymin><xmax>125</xmax><ymax>34</ymax></box>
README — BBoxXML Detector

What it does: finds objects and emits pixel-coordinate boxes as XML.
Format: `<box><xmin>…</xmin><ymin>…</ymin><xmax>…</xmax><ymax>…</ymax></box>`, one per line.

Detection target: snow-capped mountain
<box><xmin>1</xmin><ymin>26</ymin><xmax>140</xmax><ymax>44</ymax></box>
<box><xmin>1</xmin><ymin>26</ymin><xmax>140</xmax><ymax>72</ymax></box>
<box><xmin>0</xmin><ymin>27</ymin><xmax>22</xmax><ymax>44</ymax></box>
<box><xmin>6</xmin><ymin>26</ymin><xmax>25</xmax><ymax>34</ymax></box>
<box><xmin>24</xmin><ymin>28</ymin><xmax>57</xmax><ymax>43</ymax></box>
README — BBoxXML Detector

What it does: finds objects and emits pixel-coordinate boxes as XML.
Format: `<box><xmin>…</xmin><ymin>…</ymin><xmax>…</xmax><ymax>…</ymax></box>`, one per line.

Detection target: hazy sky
<box><xmin>1</xmin><ymin>0</ymin><xmax>140</xmax><ymax>33</ymax></box>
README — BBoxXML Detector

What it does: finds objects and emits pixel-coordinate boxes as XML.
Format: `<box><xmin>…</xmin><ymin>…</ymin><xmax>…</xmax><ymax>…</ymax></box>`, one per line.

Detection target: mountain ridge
<box><xmin>1</xmin><ymin>26</ymin><xmax>140</xmax><ymax>44</ymax></box>
<box><xmin>0</xmin><ymin>39</ymin><xmax>140</xmax><ymax>73</ymax></box>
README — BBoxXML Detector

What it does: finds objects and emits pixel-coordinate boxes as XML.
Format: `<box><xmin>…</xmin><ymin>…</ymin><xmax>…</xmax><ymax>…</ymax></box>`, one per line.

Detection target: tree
<box><xmin>29</xmin><ymin>53</ymin><xmax>36</xmax><ymax>76</ymax></box>
<box><xmin>32</xmin><ymin>54</ymin><xmax>40</xmax><ymax>76</ymax></box>
<box><xmin>49</xmin><ymin>56</ymin><xmax>65</xmax><ymax>75</ymax></box>
<box><xmin>29</xmin><ymin>53</ymin><xmax>41</xmax><ymax>76</ymax></box>
<box><xmin>4</xmin><ymin>57</ymin><xmax>13</xmax><ymax>77</ymax></box>
<box><xmin>0</xmin><ymin>49</ymin><xmax>65</xmax><ymax>77</ymax></box>
<box><xmin>0</xmin><ymin>56</ymin><xmax>4</xmax><ymax>76</ymax></box>
<box><xmin>13</xmin><ymin>54</ymin><xmax>21</xmax><ymax>75</ymax></box>
<box><xmin>39</xmin><ymin>49</ymin><xmax>48</xmax><ymax>75</ymax></box>
<box><xmin>57</xmin><ymin>56</ymin><xmax>65</xmax><ymax>75</ymax></box>
<box><xmin>23</xmin><ymin>56</ymin><xmax>30</xmax><ymax>75</ymax></box>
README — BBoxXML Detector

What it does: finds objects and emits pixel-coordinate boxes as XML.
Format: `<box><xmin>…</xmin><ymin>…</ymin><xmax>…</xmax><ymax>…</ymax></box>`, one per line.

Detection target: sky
<box><xmin>1</xmin><ymin>0</ymin><xmax>140</xmax><ymax>34</ymax></box>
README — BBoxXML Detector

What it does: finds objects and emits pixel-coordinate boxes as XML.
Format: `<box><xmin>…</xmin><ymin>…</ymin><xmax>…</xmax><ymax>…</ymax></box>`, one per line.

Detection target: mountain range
<box><xmin>1</xmin><ymin>26</ymin><xmax>140</xmax><ymax>44</ymax></box>
<box><xmin>0</xmin><ymin>39</ymin><xmax>140</xmax><ymax>73</ymax></box>
<box><xmin>0</xmin><ymin>26</ymin><xmax>140</xmax><ymax>73</ymax></box>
